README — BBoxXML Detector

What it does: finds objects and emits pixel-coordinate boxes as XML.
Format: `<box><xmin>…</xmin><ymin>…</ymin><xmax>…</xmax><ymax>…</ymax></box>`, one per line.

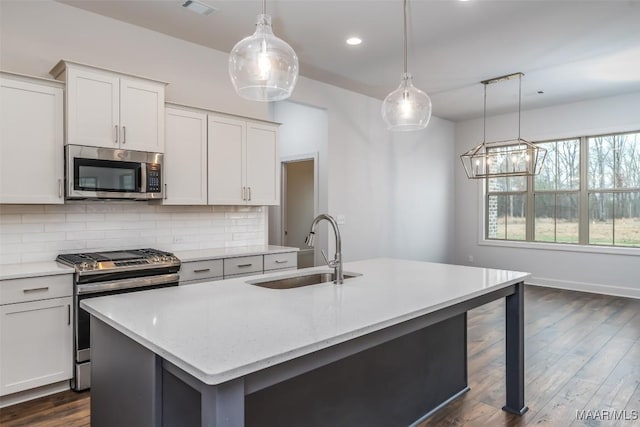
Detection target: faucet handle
<box><xmin>321</xmin><ymin>250</ymin><xmax>336</xmax><ymax>267</ymax></box>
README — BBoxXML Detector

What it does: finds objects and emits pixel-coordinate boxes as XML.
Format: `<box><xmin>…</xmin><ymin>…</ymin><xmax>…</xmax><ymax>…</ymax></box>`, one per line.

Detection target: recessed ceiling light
<box><xmin>182</xmin><ymin>0</ymin><xmax>217</xmax><ymax>16</ymax></box>
<box><xmin>346</xmin><ymin>37</ymin><xmax>362</xmax><ymax>46</ymax></box>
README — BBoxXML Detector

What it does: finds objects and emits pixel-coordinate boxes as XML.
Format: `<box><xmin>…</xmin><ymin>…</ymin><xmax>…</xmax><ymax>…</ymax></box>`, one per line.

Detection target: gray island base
<box><xmin>89</xmin><ymin>275</ymin><xmax>527</xmax><ymax>426</ymax></box>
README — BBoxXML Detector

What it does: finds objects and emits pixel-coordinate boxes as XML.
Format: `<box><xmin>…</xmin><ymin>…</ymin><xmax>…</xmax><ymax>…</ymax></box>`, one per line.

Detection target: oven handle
<box><xmin>76</xmin><ymin>273</ymin><xmax>179</xmax><ymax>295</ymax></box>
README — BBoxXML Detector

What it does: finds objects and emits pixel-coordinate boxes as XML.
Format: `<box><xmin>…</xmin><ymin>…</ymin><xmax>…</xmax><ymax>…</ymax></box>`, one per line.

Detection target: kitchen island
<box><xmin>81</xmin><ymin>258</ymin><xmax>529</xmax><ymax>426</ymax></box>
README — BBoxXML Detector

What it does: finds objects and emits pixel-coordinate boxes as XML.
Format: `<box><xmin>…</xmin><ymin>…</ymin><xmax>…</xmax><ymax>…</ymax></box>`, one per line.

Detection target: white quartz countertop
<box><xmin>173</xmin><ymin>245</ymin><xmax>298</xmax><ymax>262</ymax></box>
<box><xmin>0</xmin><ymin>261</ymin><xmax>74</xmax><ymax>281</ymax></box>
<box><xmin>81</xmin><ymin>258</ymin><xmax>530</xmax><ymax>385</ymax></box>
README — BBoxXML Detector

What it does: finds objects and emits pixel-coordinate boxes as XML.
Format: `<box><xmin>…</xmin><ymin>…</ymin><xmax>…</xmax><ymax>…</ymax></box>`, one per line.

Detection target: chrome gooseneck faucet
<box><xmin>305</xmin><ymin>214</ymin><xmax>343</xmax><ymax>284</ymax></box>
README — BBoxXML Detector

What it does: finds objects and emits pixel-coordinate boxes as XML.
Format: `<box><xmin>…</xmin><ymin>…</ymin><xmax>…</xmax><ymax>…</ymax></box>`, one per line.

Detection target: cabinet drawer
<box><xmin>0</xmin><ymin>275</ymin><xmax>73</xmax><ymax>305</ymax></box>
<box><xmin>264</xmin><ymin>252</ymin><xmax>298</xmax><ymax>271</ymax></box>
<box><xmin>179</xmin><ymin>259</ymin><xmax>223</xmax><ymax>283</ymax></box>
<box><xmin>223</xmin><ymin>255</ymin><xmax>263</xmax><ymax>277</ymax></box>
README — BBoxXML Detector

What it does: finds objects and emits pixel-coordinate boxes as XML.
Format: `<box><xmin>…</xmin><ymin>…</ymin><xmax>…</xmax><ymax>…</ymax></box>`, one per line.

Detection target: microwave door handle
<box><xmin>141</xmin><ymin>164</ymin><xmax>147</xmax><ymax>193</ymax></box>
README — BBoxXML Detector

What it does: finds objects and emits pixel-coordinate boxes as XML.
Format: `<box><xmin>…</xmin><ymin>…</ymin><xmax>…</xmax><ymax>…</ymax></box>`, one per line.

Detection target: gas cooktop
<box><xmin>57</xmin><ymin>248</ymin><xmax>180</xmax><ymax>274</ymax></box>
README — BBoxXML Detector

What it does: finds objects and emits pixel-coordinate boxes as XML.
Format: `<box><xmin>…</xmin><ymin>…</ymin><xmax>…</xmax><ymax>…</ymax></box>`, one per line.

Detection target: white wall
<box><xmin>455</xmin><ymin>92</ymin><xmax>640</xmax><ymax>298</ymax></box>
<box><xmin>0</xmin><ymin>0</ymin><xmax>267</xmax><ymax>120</ymax></box>
<box><xmin>0</xmin><ymin>0</ymin><xmax>456</xmax><ymax>266</ymax></box>
<box><xmin>269</xmin><ymin>101</ymin><xmax>329</xmax><ymax>266</ymax></box>
<box><xmin>286</xmin><ymin>78</ymin><xmax>456</xmax><ymax>263</ymax></box>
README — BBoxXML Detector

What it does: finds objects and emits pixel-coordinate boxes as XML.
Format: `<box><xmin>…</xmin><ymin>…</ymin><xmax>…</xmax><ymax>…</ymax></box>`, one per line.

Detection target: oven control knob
<box><xmin>79</xmin><ymin>262</ymin><xmax>89</xmax><ymax>271</ymax></box>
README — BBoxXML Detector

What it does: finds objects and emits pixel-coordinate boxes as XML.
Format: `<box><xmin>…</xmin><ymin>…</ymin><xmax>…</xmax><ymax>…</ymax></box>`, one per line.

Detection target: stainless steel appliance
<box><xmin>65</xmin><ymin>145</ymin><xmax>164</xmax><ymax>200</ymax></box>
<box><xmin>56</xmin><ymin>248</ymin><xmax>180</xmax><ymax>391</ymax></box>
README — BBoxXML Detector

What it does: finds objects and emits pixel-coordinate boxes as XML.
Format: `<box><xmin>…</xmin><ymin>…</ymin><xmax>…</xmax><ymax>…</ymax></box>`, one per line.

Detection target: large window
<box><xmin>486</xmin><ymin>131</ymin><xmax>640</xmax><ymax>248</ymax></box>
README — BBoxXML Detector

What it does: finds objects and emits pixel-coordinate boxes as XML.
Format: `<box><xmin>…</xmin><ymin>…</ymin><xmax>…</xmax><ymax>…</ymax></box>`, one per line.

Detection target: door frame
<box><xmin>280</xmin><ymin>153</ymin><xmax>319</xmax><ymax>265</ymax></box>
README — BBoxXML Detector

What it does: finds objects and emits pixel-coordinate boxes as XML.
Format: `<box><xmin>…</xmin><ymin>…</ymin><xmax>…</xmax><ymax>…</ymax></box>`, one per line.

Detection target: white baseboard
<box><xmin>527</xmin><ymin>277</ymin><xmax>640</xmax><ymax>300</ymax></box>
<box><xmin>0</xmin><ymin>381</ymin><xmax>70</xmax><ymax>408</ymax></box>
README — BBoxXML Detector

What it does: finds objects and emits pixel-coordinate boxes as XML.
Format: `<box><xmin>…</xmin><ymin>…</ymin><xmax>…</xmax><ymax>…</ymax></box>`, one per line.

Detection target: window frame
<box><xmin>482</xmin><ymin>130</ymin><xmax>640</xmax><ymax>253</ymax></box>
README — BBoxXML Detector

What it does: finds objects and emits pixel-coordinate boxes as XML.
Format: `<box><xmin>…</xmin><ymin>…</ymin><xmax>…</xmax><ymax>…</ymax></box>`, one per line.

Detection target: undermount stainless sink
<box><xmin>247</xmin><ymin>271</ymin><xmax>362</xmax><ymax>290</ymax></box>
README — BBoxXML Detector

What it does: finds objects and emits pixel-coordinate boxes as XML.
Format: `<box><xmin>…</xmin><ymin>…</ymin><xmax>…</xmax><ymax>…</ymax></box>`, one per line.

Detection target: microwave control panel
<box><xmin>147</xmin><ymin>163</ymin><xmax>162</xmax><ymax>193</ymax></box>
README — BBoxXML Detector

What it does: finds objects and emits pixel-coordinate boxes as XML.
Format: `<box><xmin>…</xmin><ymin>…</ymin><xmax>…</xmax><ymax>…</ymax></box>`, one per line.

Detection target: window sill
<box><xmin>478</xmin><ymin>239</ymin><xmax>640</xmax><ymax>257</ymax></box>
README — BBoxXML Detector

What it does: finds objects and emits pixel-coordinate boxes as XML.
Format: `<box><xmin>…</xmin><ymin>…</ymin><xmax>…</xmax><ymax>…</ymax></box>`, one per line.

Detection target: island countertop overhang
<box><xmin>81</xmin><ymin>258</ymin><xmax>530</xmax><ymax>385</ymax></box>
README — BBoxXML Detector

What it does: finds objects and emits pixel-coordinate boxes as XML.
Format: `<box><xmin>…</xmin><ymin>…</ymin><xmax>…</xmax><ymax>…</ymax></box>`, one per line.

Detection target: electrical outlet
<box><xmin>468</xmin><ymin>255</ymin><xmax>474</xmax><ymax>263</ymax></box>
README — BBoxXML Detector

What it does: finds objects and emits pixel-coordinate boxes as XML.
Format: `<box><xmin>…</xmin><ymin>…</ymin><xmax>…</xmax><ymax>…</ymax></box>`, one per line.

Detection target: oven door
<box><xmin>74</xmin><ymin>273</ymin><xmax>179</xmax><ymax>363</ymax></box>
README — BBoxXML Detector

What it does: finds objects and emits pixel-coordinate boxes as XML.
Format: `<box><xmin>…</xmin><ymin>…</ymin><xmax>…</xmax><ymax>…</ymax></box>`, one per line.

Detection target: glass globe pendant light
<box><xmin>228</xmin><ymin>0</ymin><xmax>299</xmax><ymax>102</ymax></box>
<box><xmin>382</xmin><ymin>0</ymin><xmax>432</xmax><ymax>131</ymax></box>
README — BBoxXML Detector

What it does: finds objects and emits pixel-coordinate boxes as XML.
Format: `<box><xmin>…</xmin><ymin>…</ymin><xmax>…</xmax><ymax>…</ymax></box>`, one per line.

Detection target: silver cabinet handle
<box><xmin>122</xmin><ymin>125</ymin><xmax>126</xmax><ymax>144</ymax></box>
<box><xmin>58</xmin><ymin>178</ymin><xmax>63</xmax><ymax>198</ymax></box>
<box><xmin>193</xmin><ymin>268</ymin><xmax>211</xmax><ymax>273</ymax></box>
<box><xmin>248</xmin><ymin>186</ymin><xmax>251</xmax><ymax>201</ymax></box>
<box><xmin>274</xmin><ymin>260</ymin><xmax>288</xmax><ymax>264</ymax></box>
<box><xmin>23</xmin><ymin>287</ymin><xmax>49</xmax><ymax>293</ymax></box>
<box><xmin>67</xmin><ymin>304</ymin><xmax>71</xmax><ymax>325</ymax></box>
<box><xmin>114</xmin><ymin>125</ymin><xmax>118</xmax><ymax>144</ymax></box>
<box><xmin>237</xmin><ymin>264</ymin><xmax>252</xmax><ymax>268</ymax></box>
<box><xmin>242</xmin><ymin>186</ymin><xmax>246</xmax><ymax>201</ymax></box>
<box><xmin>164</xmin><ymin>183</ymin><xmax>168</xmax><ymax>200</ymax></box>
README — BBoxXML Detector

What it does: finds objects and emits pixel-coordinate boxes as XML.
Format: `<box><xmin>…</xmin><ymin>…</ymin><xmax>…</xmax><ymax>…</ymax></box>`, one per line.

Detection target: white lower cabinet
<box><xmin>0</xmin><ymin>297</ymin><xmax>72</xmax><ymax>396</ymax></box>
<box><xmin>179</xmin><ymin>252</ymin><xmax>298</xmax><ymax>284</ymax></box>
<box><xmin>223</xmin><ymin>255</ymin><xmax>264</xmax><ymax>277</ymax></box>
<box><xmin>0</xmin><ymin>275</ymin><xmax>73</xmax><ymax>397</ymax></box>
<box><xmin>264</xmin><ymin>252</ymin><xmax>297</xmax><ymax>272</ymax></box>
<box><xmin>179</xmin><ymin>259</ymin><xmax>223</xmax><ymax>285</ymax></box>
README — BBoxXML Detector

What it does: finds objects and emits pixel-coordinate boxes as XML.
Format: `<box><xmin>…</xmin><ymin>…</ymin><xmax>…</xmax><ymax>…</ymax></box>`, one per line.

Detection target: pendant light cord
<box><xmin>483</xmin><ymin>83</ymin><xmax>487</xmax><ymax>143</ymax></box>
<box><xmin>518</xmin><ymin>73</ymin><xmax>522</xmax><ymax>140</ymax></box>
<box><xmin>262</xmin><ymin>0</ymin><xmax>266</xmax><ymax>15</ymax></box>
<box><xmin>403</xmin><ymin>0</ymin><xmax>408</xmax><ymax>74</ymax></box>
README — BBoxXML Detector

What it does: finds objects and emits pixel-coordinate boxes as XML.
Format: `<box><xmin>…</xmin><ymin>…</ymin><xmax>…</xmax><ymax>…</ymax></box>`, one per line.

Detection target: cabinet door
<box><xmin>119</xmin><ymin>77</ymin><xmax>165</xmax><ymax>153</ymax></box>
<box><xmin>0</xmin><ymin>297</ymin><xmax>72</xmax><ymax>396</ymax></box>
<box><xmin>0</xmin><ymin>76</ymin><xmax>64</xmax><ymax>204</ymax></box>
<box><xmin>66</xmin><ymin>67</ymin><xmax>120</xmax><ymax>148</ymax></box>
<box><xmin>208</xmin><ymin>115</ymin><xmax>246</xmax><ymax>205</ymax></box>
<box><xmin>246</xmin><ymin>123</ymin><xmax>279</xmax><ymax>205</ymax></box>
<box><xmin>164</xmin><ymin>108</ymin><xmax>207</xmax><ymax>205</ymax></box>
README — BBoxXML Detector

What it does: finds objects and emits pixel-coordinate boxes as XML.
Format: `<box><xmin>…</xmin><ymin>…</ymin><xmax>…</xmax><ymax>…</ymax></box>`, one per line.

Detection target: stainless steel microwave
<box><xmin>65</xmin><ymin>145</ymin><xmax>163</xmax><ymax>200</ymax></box>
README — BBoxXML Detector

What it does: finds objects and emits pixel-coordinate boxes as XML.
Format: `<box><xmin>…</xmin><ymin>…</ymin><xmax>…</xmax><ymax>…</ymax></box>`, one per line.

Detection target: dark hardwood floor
<box><xmin>1</xmin><ymin>286</ymin><xmax>638</xmax><ymax>427</ymax></box>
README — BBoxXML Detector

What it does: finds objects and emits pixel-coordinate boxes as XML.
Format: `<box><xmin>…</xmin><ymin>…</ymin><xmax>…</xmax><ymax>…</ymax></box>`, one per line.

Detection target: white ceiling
<box><xmin>56</xmin><ymin>0</ymin><xmax>640</xmax><ymax>122</ymax></box>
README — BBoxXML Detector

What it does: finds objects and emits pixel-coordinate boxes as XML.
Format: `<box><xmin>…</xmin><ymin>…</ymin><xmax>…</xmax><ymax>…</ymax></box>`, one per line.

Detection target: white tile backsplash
<box><xmin>0</xmin><ymin>204</ymin><xmax>267</xmax><ymax>264</ymax></box>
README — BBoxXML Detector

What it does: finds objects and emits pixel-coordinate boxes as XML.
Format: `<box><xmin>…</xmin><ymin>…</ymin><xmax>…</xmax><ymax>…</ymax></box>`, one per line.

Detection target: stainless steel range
<box><xmin>56</xmin><ymin>248</ymin><xmax>181</xmax><ymax>391</ymax></box>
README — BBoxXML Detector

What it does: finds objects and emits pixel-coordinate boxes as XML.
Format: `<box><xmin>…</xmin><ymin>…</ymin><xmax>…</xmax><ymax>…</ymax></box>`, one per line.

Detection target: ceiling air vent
<box><xmin>181</xmin><ymin>0</ymin><xmax>217</xmax><ymax>16</ymax></box>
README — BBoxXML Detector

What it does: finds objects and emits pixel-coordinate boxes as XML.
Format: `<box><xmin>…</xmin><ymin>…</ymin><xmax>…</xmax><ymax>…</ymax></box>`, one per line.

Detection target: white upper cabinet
<box><xmin>208</xmin><ymin>115</ymin><xmax>246</xmax><ymax>205</ymax></box>
<box><xmin>164</xmin><ymin>106</ymin><xmax>208</xmax><ymax>205</ymax></box>
<box><xmin>0</xmin><ymin>73</ymin><xmax>64</xmax><ymax>204</ymax></box>
<box><xmin>246</xmin><ymin>122</ymin><xmax>279</xmax><ymax>205</ymax></box>
<box><xmin>50</xmin><ymin>60</ymin><xmax>166</xmax><ymax>153</ymax></box>
<box><xmin>208</xmin><ymin>114</ymin><xmax>279</xmax><ymax>206</ymax></box>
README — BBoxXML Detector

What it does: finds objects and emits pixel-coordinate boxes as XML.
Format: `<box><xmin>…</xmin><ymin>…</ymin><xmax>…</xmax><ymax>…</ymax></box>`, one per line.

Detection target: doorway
<box><xmin>276</xmin><ymin>155</ymin><xmax>318</xmax><ymax>268</ymax></box>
